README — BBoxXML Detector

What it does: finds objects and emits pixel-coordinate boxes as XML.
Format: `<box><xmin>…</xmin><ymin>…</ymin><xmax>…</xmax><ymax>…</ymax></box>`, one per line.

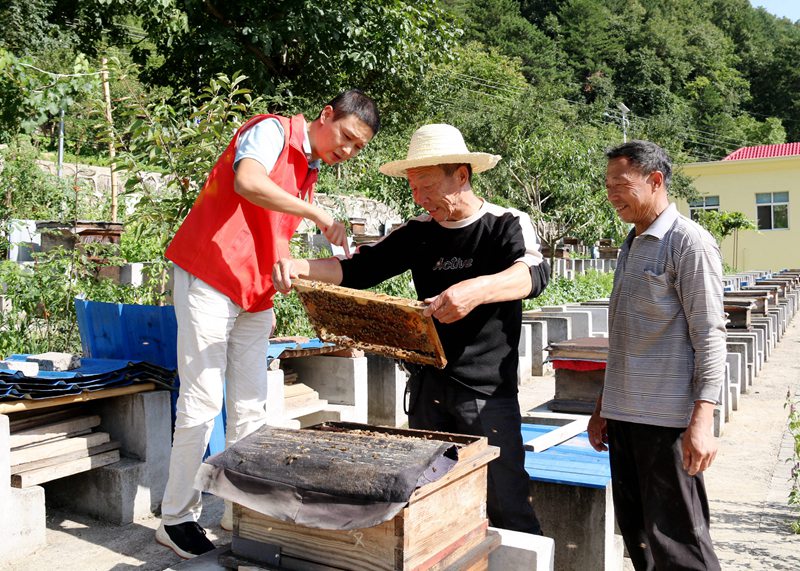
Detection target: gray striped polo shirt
<box><xmin>601</xmin><ymin>203</ymin><xmax>727</xmax><ymax>428</ymax></box>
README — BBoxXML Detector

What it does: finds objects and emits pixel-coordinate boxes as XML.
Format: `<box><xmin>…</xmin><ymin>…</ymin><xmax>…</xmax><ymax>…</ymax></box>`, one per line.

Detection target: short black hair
<box><xmin>440</xmin><ymin>163</ymin><xmax>473</xmax><ymax>183</ymax></box>
<box><xmin>606</xmin><ymin>140</ymin><xmax>672</xmax><ymax>190</ymax></box>
<box><xmin>323</xmin><ymin>89</ymin><xmax>380</xmax><ymax>136</ymax></box>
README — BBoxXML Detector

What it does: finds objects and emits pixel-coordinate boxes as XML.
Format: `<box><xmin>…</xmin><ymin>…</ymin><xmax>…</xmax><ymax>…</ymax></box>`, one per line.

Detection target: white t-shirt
<box><xmin>233</xmin><ymin>118</ymin><xmax>285</xmax><ymax>174</ymax></box>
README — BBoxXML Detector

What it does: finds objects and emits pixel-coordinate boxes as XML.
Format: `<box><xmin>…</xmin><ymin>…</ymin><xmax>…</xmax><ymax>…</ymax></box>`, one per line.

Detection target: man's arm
<box><xmin>677</xmin><ymin>236</ymin><xmax>727</xmax><ymax>474</ymax></box>
<box><xmin>423</xmin><ymin>261</ymin><xmax>533</xmax><ymax>324</ymax></box>
<box><xmin>272</xmin><ymin>257</ymin><xmax>343</xmax><ymax>293</ymax></box>
<box><xmin>235</xmin><ymin>159</ymin><xmax>349</xmax><ymax>254</ymax></box>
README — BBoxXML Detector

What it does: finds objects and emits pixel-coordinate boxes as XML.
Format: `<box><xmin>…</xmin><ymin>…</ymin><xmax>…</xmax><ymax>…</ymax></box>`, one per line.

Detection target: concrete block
<box><xmin>529</xmin><ymin>320</ymin><xmax>549</xmax><ymax>377</ymax></box>
<box><xmin>1</xmin><ymin>412</ymin><xmax>48</xmax><ymax>560</ymax></box>
<box><xmin>727</xmin><ymin>333</ymin><xmax>760</xmax><ymax>378</ymax></box>
<box><xmin>366</xmin><ymin>354</ymin><xmax>407</xmax><ymax>427</ymax></box>
<box><xmin>726</xmin><ymin>342</ymin><xmax>750</xmax><ymax>391</ymax></box>
<box><xmin>0</xmin><ymin>485</ymin><xmax>46</xmax><ymax>562</ymax></box>
<box><xmin>722</xmin><ymin>364</ymin><xmax>731</xmax><ymax>421</ymax></box>
<box><xmin>767</xmin><ymin>310</ymin><xmax>781</xmax><ymax>341</ymax></box>
<box><xmin>714</xmin><ymin>368</ymin><xmax>728</xmax><ymax>436</ymax></box>
<box><xmin>290</xmin><ymin>356</ymin><xmax>368</xmax><ymax>422</ymax></box>
<box><xmin>726</xmin><ymin>341</ymin><xmax>752</xmax><ymax>393</ymax></box>
<box><xmin>518</xmin><ymin>323</ymin><xmax>533</xmax><ymax>383</ymax></box>
<box><xmin>726</xmin><ymin>353</ymin><xmax>741</xmax><ymax>412</ymax></box>
<box><xmin>540</xmin><ymin>307</ymin><xmax>592</xmax><ymax>339</ymax></box>
<box><xmin>264</xmin><ymin>369</ymin><xmax>285</xmax><ymax>424</ymax></box>
<box><xmin>529</xmin><ymin>479</ymin><xmax>621</xmax><ymax>571</ymax></box>
<box><xmin>489</xmin><ymin>527</ymin><xmax>555</xmax><ymax>571</ymax></box>
<box><xmin>576</xmin><ymin>303</ymin><xmax>609</xmax><ymax>335</ymax></box>
<box><xmin>0</xmin><ymin>359</ymin><xmax>39</xmax><ymax>376</ymax></box>
<box><xmin>46</xmin><ymin>458</ymin><xmax>149</xmax><ymax>524</ymax></box>
<box><xmin>750</xmin><ymin>318</ymin><xmax>774</xmax><ymax>353</ymax></box>
<box><xmin>120</xmin><ymin>262</ymin><xmax>145</xmax><ymax>286</ymax></box>
<box><xmin>768</xmin><ymin>308</ymin><xmax>784</xmax><ymax>339</ymax></box>
<box><xmin>26</xmin><ymin>351</ymin><xmax>81</xmax><ymax>371</ymax></box>
<box><xmin>44</xmin><ymin>390</ymin><xmax>172</xmax><ymax>523</ymax></box>
<box><xmin>524</xmin><ymin>314</ymin><xmax>571</xmax><ymax>346</ymax></box>
<box><xmin>777</xmin><ymin>302</ymin><xmax>789</xmax><ymax>333</ymax></box>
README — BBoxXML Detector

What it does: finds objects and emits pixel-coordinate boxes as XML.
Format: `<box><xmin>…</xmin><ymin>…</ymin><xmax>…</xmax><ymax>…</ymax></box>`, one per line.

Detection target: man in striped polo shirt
<box><xmin>588</xmin><ymin>140</ymin><xmax>725</xmax><ymax>570</ymax></box>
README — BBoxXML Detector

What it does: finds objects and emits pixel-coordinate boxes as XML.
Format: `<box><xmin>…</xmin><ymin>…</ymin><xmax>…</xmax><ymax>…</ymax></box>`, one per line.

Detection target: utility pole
<box><xmin>57</xmin><ymin>108</ymin><xmax>65</xmax><ymax>177</ymax></box>
<box><xmin>101</xmin><ymin>57</ymin><xmax>118</xmax><ymax>222</ymax></box>
<box><xmin>617</xmin><ymin>102</ymin><xmax>630</xmax><ymax>143</ymax></box>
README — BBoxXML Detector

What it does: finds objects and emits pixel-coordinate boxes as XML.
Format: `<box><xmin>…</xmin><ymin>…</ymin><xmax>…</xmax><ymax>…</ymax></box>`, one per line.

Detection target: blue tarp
<box><xmin>0</xmin><ymin>355</ymin><xmax>177</xmax><ymax>401</ymax></box>
<box><xmin>72</xmin><ymin>299</ymin><xmax>333</xmax><ymax>457</ymax></box>
<box><xmin>522</xmin><ymin>424</ymin><xmax>611</xmax><ymax>489</ymax></box>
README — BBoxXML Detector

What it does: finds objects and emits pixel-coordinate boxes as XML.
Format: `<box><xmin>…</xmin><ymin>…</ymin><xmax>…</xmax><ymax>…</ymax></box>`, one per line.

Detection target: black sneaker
<box><xmin>156</xmin><ymin>521</ymin><xmax>215</xmax><ymax>559</ymax></box>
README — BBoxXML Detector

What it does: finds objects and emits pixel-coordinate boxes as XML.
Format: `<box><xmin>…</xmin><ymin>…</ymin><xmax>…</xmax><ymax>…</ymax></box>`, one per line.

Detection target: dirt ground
<box><xmin>3</xmin><ymin>319</ymin><xmax>800</xmax><ymax>571</ymax></box>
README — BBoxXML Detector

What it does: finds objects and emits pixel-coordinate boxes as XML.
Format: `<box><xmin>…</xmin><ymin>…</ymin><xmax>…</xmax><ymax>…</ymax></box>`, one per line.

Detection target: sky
<box><xmin>749</xmin><ymin>1</ymin><xmax>800</xmax><ymax>22</ymax></box>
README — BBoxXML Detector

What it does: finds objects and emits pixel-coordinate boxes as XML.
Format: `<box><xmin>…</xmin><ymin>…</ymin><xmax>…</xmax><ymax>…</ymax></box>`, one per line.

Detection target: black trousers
<box><xmin>607</xmin><ymin>419</ymin><xmax>720</xmax><ymax>571</ymax></box>
<box><xmin>407</xmin><ymin>367</ymin><xmax>542</xmax><ymax>535</ymax></box>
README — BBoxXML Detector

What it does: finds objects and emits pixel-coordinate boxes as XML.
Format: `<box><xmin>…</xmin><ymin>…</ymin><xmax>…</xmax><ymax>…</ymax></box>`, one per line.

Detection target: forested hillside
<box><xmin>1</xmin><ymin>0</ymin><xmax>798</xmax><ymax>249</ymax></box>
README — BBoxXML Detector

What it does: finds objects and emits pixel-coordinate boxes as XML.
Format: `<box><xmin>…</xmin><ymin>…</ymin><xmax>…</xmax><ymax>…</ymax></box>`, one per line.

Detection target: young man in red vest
<box><xmin>157</xmin><ymin>90</ymin><xmax>379</xmax><ymax>558</ymax></box>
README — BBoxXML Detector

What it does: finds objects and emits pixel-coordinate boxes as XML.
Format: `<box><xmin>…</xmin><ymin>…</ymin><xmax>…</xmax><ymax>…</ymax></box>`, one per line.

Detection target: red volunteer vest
<box><xmin>165</xmin><ymin>114</ymin><xmax>317</xmax><ymax>311</ymax></box>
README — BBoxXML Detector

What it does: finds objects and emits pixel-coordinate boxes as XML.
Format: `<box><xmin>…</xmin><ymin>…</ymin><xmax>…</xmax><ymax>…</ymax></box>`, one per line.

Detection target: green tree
<box><xmin>443</xmin><ymin>0</ymin><xmax>569</xmax><ymax>88</ymax></box>
<box><xmin>128</xmin><ymin>0</ymin><xmax>459</xmax><ymax>119</ymax></box>
<box><xmin>694</xmin><ymin>209</ymin><xmax>756</xmax><ymax>270</ymax></box>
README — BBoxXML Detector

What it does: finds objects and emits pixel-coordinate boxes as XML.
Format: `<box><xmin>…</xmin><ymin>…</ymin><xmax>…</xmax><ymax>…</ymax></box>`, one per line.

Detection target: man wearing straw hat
<box><xmin>273</xmin><ymin>123</ymin><xmax>549</xmax><ymax>534</ymax></box>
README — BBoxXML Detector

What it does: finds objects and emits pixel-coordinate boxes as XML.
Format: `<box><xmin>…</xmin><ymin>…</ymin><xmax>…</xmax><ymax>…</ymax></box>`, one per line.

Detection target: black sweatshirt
<box><xmin>339</xmin><ymin>201</ymin><xmax>549</xmax><ymax>397</ymax></box>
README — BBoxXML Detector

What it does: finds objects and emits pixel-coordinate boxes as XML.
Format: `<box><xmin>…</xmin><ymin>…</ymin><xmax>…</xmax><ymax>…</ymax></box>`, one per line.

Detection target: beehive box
<box><xmin>233</xmin><ymin>422</ymin><xmax>499</xmax><ymax>571</ymax></box>
<box><xmin>292</xmin><ymin>279</ymin><xmax>446</xmax><ymax>368</ymax></box>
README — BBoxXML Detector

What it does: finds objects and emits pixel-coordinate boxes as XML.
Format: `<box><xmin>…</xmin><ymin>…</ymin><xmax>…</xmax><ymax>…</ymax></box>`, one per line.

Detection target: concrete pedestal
<box><xmin>366</xmin><ymin>354</ymin><xmax>407</xmax><ymax>427</ymax></box>
<box><xmin>539</xmin><ymin>307</ymin><xmax>593</xmax><ymax>339</ymax></box>
<box><xmin>489</xmin><ymin>527</ymin><xmax>555</xmax><ymax>571</ymax></box>
<box><xmin>529</xmin><ymin>480</ymin><xmax>621</xmax><ymax>571</ymax></box>
<box><xmin>45</xmin><ymin>390</ymin><xmax>172</xmax><ymax>524</ymax></box>
<box><xmin>0</xmin><ymin>415</ymin><xmax>47</xmax><ymax>561</ymax></box>
<box><xmin>529</xmin><ymin>320</ymin><xmax>549</xmax><ymax>376</ymax></box>
<box><xmin>725</xmin><ymin>353</ymin><xmax>742</xmax><ymax>412</ymax></box>
<box><xmin>289</xmin><ymin>355</ymin><xmax>368</xmax><ymax>423</ymax></box>
<box><xmin>518</xmin><ymin>323</ymin><xmax>533</xmax><ymax>383</ymax></box>
<box><xmin>524</xmin><ymin>314</ymin><xmax>571</xmax><ymax>346</ymax></box>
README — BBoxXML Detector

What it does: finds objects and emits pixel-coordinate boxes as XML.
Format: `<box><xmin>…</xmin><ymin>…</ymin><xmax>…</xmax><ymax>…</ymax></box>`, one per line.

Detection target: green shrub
<box><xmin>524</xmin><ymin>270</ymin><xmax>614</xmax><ymax>309</ymax></box>
<box><xmin>787</xmin><ymin>389</ymin><xmax>800</xmax><ymax>534</ymax></box>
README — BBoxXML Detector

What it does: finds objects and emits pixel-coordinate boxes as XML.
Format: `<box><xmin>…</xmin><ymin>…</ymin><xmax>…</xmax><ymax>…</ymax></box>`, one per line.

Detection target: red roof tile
<box><xmin>724</xmin><ymin>143</ymin><xmax>800</xmax><ymax>160</ymax></box>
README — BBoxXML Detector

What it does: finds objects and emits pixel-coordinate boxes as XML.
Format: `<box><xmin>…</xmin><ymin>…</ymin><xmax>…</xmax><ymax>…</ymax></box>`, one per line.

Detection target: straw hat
<box><xmin>379</xmin><ymin>124</ymin><xmax>501</xmax><ymax>178</ymax></box>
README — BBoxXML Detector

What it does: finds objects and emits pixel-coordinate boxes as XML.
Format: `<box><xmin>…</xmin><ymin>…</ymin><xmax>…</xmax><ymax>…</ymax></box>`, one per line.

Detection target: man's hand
<box><xmin>423</xmin><ymin>280</ymin><xmax>483</xmax><ymax>324</ymax></box>
<box><xmin>682</xmin><ymin>401</ymin><xmax>718</xmax><ymax>476</ymax></box>
<box><xmin>272</xmin><ymin>258</ymin><xmax>304</xmax><ymax>293</ymax></box>
<box><xmin>316</xmin><ymin>212</ymin><xmax>351</xmax><ymax>258</ymax></box>
<box><xmin>588</xmin><ymin>402</ymin><xmax>608</xmax><ymax>452</ymax></box>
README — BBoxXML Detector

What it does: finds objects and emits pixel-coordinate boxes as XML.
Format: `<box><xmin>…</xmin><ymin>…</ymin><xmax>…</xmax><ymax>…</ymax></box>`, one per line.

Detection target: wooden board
<box><xmin>292</xmin><ymin>279</ymin><xmax>447</xmax><ymax>368</ymax></box>
<box><xmin>0</xmin><ymin>383</ymin><xmax>156</xmax><ymax>414</ymax></box>
<box><xmin>524</xmin><ymin>417</ymin><xmax>589</xmax><ymax>452</ymax></box>
<box><xmin>8</xmin><ymin>407</ymin><xmax>86</xmax><ymax>432</ymax></box>
<box><xmin>10</xmin><ymin>432</ymin><xmax>111</xmax><ymax>466</ymax></box>
<box><xmin>11</xmin><ymin>449</ymin><xmax>120</xmax><ymax>488</ymax></box>
<box><xmin>9</xmin><ymin>414</ymin><xmax>102</xmax><ymax>448</ymax></box>
<box><xmin>11</xmin><ymin>440</ymin><xmax>120</xmax><ymax>475</ymax></box>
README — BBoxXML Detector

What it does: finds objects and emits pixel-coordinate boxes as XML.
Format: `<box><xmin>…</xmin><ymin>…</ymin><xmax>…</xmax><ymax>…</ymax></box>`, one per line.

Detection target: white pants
<box><xmin>161</xmin><ymin>266</ymin><xmax>273</xmax><ymax>525</ymax></box>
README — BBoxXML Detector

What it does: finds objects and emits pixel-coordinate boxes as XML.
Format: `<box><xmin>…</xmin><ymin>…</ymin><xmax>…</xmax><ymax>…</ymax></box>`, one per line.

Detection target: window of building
<box><xmin>688</xmin><ymin>195</ymin><xmax>720</xmax><ymax>221</ymax></box>
<box><xmin>756</xmin><ymin>192</ymin><xmax>789</xmax><ymax>230</ymax></box>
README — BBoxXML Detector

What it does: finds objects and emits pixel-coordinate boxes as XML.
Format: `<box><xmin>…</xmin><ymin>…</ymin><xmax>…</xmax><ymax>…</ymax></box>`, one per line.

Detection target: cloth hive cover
<box><xmin>196</xmin><ymin>424</ymin><xmax>459</xmax><ymax>530</ymax></box>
